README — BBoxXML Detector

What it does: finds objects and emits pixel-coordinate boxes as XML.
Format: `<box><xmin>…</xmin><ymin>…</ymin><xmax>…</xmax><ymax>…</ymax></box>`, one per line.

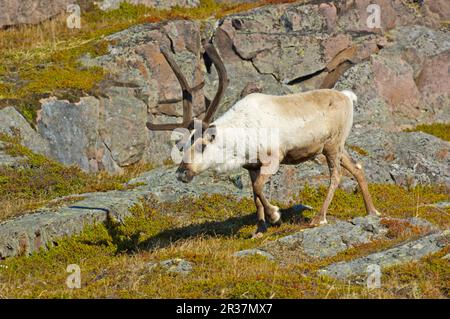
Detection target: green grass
<box><xmin>0</xmin><ymin>182</ymin><xmax>448</xmax><ymax>298</ymax></box>
<box><xmin>405</xmin><ymin>123</ymin><xmax>450</xmax><ymax>142</ymax></box>
<box><xmin>0</xmin><ymin>133</ymin><xmax>154</xmax><ymax>221</ymax></box>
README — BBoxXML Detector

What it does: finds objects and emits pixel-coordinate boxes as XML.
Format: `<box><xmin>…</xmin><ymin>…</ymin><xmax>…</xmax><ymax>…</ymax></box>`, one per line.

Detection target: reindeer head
<box><xmin>146</xmin><ymin>41</ymin><xmax>228</xmax><ymax>183</ymax></box>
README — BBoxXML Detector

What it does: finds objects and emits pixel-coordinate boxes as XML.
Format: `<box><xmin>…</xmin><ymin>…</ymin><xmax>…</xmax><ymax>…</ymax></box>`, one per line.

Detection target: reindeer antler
<box><xmin>202</xmin><ymin>43</ymin><xmax>229</xmax><ymax>125</ymax></box>
<box><xmin>146</xmin><ymin>42</ymin><xmax>228</xmax><ymax>131</ymax></box>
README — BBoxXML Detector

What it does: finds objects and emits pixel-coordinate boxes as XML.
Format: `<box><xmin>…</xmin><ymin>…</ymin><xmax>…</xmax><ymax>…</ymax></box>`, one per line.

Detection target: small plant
<box><xmin>347</xmin><ymin>144</ymin><xmax>369</xmax><ymax>156</ymax></box>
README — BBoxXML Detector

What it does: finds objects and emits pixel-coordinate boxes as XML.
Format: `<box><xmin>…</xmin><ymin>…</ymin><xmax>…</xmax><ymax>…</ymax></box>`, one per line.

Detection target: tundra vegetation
<box><xmin>405</xmin><ymin>123</ymin><xmax>450</xmax><ymax>142</ymax></box>
<box><xmin>0</xmin><ymin>1</ymin><xmax>449</xmax><ymax>299</ymax></box>
<box><xmin>0</xmin><ymin>184</ymin><xmax>448</xmax><ymax>298</ymax></box>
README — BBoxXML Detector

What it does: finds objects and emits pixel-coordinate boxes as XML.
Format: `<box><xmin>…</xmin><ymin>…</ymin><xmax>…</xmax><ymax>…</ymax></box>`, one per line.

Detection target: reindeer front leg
<box><xmin>248</xmin><ymin>169</ymin><xmax>280</xmax><ymax>238</ymax></box>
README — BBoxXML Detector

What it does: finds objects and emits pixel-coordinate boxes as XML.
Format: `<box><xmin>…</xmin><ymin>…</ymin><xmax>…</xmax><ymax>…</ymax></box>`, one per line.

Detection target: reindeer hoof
<box><xmin>251</xmin><ymin>232</ymin><xmax>264</xmax><ymax>239</ymax></box>
<box><xmin>369</xmin><ymin>209</ymin><xmax>381</xmax><ymax>217</ymax></box>
<box><xmin>310</xmin><ymin>216</ymin><xmax>327</xmax><ymax>227</ymax></box>
<box><xmin>252</xmin><ymin>221</ymin><xmax>267</xmax><ymax>239</ymax></box>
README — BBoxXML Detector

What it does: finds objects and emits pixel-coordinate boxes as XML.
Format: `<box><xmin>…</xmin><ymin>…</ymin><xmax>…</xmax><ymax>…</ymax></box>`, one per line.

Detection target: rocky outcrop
<box><xmin>2</xmin><ymin>1</ymin><xmax>449</xmax><ymax>188</ymax></box>
<box><xmin>96</xmin><ymin>0</ymin><xmax>200</xmax><ymax>11</ymax></box>
<box><xmin>0</xmin><ymin>0</ymin><xmax>201</xmax><ymax>28</ymax></box>
<box><xmin>235</xmin><ymin>215</ymin><xmax>438</xmax><ymax>261</ymax></box>
<box><xmin>0</xmin><ymin>106</ymin><xmax>50</xmax><ymax>156</ymax></box>
<box><xmin>0</xmin><ymin>0</ymin><xmax>76</xmax><ymax>28</ymax></box>
<box><xmin>234</xmin><ymin>214</ymin><xmax>448</xmax><ymax>282</ymax></box>
<box><xmin>0</xmin><ymin>186</ymin><xmax>150</xmax><ymax>259</ymax></box>
<box><xmin>0</xmin><ymin>165</ymin><xmax>251</xmax><ymax>258</ymax></box>
<box><xmin>318</xmin><ymin>230</ymin><xmax>449</xmax><ymax>280</ymax></box>
<box><xmin>1</xmin><ymin>160</ymin><xmax>446</xmax><ymax>259</ymax></box>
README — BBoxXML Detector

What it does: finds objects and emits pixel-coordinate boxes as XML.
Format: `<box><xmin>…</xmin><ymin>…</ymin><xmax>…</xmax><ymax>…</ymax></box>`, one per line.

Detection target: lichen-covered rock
<box><xmin>37</xmin><ymin>97</ymin><xmax>122</xmax><ymax>173</ymax></box>
<box><xmin>0</xmin><ymin>184</ymin><xmax>152</xmax><ymax>259</ymax></box>
<box><xmin>216</xmin><ymin>3</ymin><xmax>329</xmax><ymax>83</ymax></box>
<box><xmin>96</xmin><ymin>0</ymin><xmax>200</xmax><ymax>11</ymax></box>
<box><xmin>147</xmin><ymin>258</ymin><xmax>194</xmax><ymax>275</ymax></box>
<box><xmin>100</xmin><ymin>87</ymin><xmax>149</xmax><ymax>167</ymax></box>
<box><xmin>318</xmin><ymin>230</ymin><xmax>449</xmax><ymax>280</ymax></box>
<box><xmin>234</xmin><ymin>249</ymin><xmax>274</xmax><ymax>260</ymax></box>
<box><xmin>234</xmin><ymin>215</ymin><xmax>446</xmax><ymax>274</ymax></box>
<box><xmin>346</xmin><ymin>130</ymin><xmax>450</xmax><ymax>187</ymax></box>
<box><xmin>260</xmin><ymin>216</ymin><xmax>388</xmax><ymax>259</ymax></box>
<box><xmin>0</xmin><ymin>0</ymin><xmax>76</xmax><ymax>28</ymax></box>
<box><xmin>0</xmin><ymin>107</ymin><xmax>50</xmax><ymax>156</ymax></box>
<box><xmin>335</xmin><ymin>25</ymin><xmax>450</xmax><ymax>128</ymax></box>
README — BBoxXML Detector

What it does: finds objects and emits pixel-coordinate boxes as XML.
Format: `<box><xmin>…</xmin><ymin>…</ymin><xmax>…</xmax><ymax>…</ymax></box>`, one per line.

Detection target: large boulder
<box><xmin>96</xmin><ymin>0</ymin><xmax>200</xmax><ymax>11</ymax></box>
<box><xmin>0</xmin><ymin>0</ymin><xmax>76</xmax><ymax>28</ymax></box>
<box><xmin>0</xmin><ymin>106</ymin><xmax>50</xmax><ymax>156</ymax></box>
<box><xmin>335</xmin><ymin>25</ymin><xmax>450</xmax><ymax>128</ymax></box>
<box><xmin>37</xmin><ymin>97</ymin><xmax>121</xmax><ymax>172</ymax></box>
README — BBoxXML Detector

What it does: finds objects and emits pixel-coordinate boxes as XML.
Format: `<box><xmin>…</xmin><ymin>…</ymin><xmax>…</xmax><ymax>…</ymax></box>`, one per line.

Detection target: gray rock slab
<box><xmin>0</xmin><ymin>185</ymin><xmax>150</xmax><ymax>259</ymax></box>
<box><xmin>271</xmin><ymin>216</ymin><xmax>387</xmax><ymax>259</ymax></box>
<box><xmin>234</xmin><ymin>249</ymin><xmax>275</xmax><ymax>260</ymax></box>
<box><xmin>147</xmin><ymin>258</ymin><xmax>194</xmax><ymax>275</ymax></box>
<box><xmin>0</xmin><ymin>107</ymin><xmax>50</xmax><ymax>156</ymax></box>
<box><xmin>128</xmin><ymin>166</ymin><xmax>252</xmax><ymax>202</ymax></box>
<box><xmin>318</xmin><ymin>230</ymin><xmax>449</xmax><ymax>280</ymax></box>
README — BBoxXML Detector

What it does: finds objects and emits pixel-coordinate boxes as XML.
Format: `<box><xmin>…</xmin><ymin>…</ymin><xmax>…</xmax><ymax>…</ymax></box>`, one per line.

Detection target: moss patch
<box><xmin>347</xmin><ymin>144</ymin><xmax>369</xmax><ymax>156</ymax></box>
<box><xmin>405</xmin><ymin>123</ymin><xmax>450</xmax><ymax>142</ymax></box>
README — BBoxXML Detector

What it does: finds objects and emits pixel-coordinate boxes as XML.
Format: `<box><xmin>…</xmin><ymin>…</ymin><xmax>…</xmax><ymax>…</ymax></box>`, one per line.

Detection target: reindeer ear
<box><xmin>205</xmin><ymin>125</ymin><xmax>217</xmax><ymax>143</ymax></box>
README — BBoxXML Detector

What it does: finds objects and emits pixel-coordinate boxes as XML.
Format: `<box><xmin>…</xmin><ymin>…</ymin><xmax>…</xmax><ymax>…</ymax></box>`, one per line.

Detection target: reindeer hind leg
<box><xmin>341</xmin><ymin>150</ymin><xmax>380</xmax><ymax>216</ymax></box>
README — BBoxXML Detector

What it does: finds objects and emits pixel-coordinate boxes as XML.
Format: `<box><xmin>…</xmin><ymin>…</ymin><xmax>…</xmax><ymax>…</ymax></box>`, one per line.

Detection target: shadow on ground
<box><xmin>95</xmin><ymin>203</ymin><xmax>312</xmax><ymax>254</ymax></box>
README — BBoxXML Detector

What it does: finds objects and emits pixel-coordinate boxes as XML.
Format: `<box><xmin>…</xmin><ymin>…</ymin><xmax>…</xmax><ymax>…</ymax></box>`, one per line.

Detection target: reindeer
<box><xmin>147</xmin><ymin>41</ymin><xmax>380</xmax><ymax>237</ymax></box>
